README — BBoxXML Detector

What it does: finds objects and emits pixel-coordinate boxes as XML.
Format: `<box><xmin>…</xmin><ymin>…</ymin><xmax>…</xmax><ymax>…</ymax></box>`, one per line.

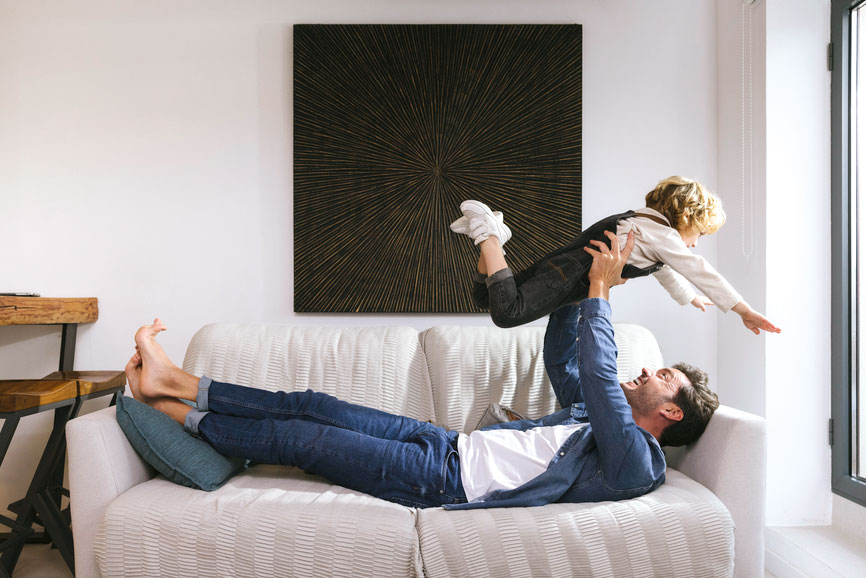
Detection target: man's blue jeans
<box><xmin>185</xmin><ymin>378</ymin><xmax>467</xmax><ymax>508</ymax></box>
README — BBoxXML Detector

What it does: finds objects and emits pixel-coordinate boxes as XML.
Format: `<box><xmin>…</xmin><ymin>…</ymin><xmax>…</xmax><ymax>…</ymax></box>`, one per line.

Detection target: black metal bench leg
<box><xmin>0</xmin><ymin>418</ymin><xmax>20</xmax><ymax>468</ymax></box>
<box><xmin>0</xmin><ymin>403</ymin><xmax>75</xmax><ymax>574</ymax></box>
<box><xmin>32</xmin><ymin>490</ymin><xmax>74</xmax><ymax>572</ymax></box>
<box><xmin>45</xmin><ymin>397</ymin><xmax>82</xmax><ymax>540</ymax></box>
<box><xmin>59</xmin><ymin>324</ymin><xmax>77</xmax><ymax>373</ymax></box>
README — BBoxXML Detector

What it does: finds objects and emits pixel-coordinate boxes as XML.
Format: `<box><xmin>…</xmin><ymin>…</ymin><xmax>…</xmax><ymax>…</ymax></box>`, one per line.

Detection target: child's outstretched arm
<box><xmin>731</xmin><ymin>301</ymin><xmax>781</xmax><ymax>334</ymax></box>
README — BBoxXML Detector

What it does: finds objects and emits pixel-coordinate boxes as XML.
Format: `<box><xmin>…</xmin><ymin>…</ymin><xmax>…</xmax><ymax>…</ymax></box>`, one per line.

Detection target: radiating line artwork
<box><xmin>294</xmin><ymin>24</ymin><xmax>582</xmax><ymax>313</ymax></box>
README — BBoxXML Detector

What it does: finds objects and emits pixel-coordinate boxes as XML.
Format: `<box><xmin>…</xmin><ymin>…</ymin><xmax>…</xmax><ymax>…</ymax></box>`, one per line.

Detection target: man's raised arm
<box><xmin>543</xmin><ymin>231</ymin><xmax>635</xmax><ymax>408</ymax></box>
<box><xmin>543</xmin><ymin>304</ymin><xmax>584</xmax><ymax>408</ymax></box>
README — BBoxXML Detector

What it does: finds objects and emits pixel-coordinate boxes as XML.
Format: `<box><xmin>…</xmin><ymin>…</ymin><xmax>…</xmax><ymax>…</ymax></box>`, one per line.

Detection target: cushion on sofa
<box><xmin>416</xmin><ymin>469</ymin><xmax>734</xmax><ymax>578</ymax></box>
<box><xmin>115</xmin><ymin>395</ymin><xmax>246</xmax><ymax>491</ymax></box>
<box><xmin>95</xmin><ymin>465</ymin><xmax>422</xmax><ymax>577</ymax></box>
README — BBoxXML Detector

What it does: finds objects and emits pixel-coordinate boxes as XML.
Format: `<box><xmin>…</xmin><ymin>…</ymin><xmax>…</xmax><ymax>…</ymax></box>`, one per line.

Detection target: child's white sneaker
<box><xmin>450</xmin><ymin>210</ymin><xmax>505</xmax><ymax>237</ymax></box>
<box><xmin>459</xmin><ymin>200</ymin><xmax>513</xmax><ymax>246</ymax></box>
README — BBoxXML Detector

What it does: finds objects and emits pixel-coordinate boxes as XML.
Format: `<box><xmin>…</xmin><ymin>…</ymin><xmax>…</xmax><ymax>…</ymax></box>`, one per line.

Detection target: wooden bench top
<box><xmin>43</xmin><ymin>371</ymin><xmax>126</xmax><ymax>396</ymax></box>
<box><xmin>0</xmin><ymin>380</ymin><xmax>79</xmax><ymax>412</ymax></box>
<box><xmin>0</xmin><ymin>297</ymin><xmax>98</xmax><ymax>326</ymax></box>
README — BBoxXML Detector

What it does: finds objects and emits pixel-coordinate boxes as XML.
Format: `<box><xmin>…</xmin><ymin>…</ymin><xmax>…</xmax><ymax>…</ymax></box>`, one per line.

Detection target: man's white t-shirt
<box><xmin>457</xmin><ymin>423</ymin><xmax>587</xmax><ymax>502</ymax></box>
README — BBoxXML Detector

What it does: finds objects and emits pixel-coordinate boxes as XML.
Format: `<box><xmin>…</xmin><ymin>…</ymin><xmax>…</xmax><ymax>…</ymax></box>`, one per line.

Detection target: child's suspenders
<box><xmin>633</xmin><ymin>213</ymin><xmax>671</xmax><ymax>228</ymax></box>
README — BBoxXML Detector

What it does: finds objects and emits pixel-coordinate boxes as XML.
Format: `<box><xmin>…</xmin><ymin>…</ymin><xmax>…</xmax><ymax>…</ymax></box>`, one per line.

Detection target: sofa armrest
<box><xmin>664</xmin><ymin>404</ymin><xmax>766</xmax><ymax>578</ymax></box>
<box><xmin>67</xmin><ymin>405</ymin><xmax>155</xmax><ymax>578</ymax></box>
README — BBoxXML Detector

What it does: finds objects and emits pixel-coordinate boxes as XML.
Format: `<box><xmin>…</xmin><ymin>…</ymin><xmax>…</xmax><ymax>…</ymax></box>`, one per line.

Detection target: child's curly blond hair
<box><xmin>645</xmin><ymin>176</ymin><xmax>725</xmax><ymax>235</ymax></box>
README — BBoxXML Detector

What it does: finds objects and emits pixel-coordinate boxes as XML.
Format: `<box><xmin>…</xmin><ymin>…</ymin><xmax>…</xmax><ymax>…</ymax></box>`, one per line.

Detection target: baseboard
<box><xmin>765</xmin><ymin>545</ymin><xmax>810</xmax><ymax>578</ymax></box>
<box><xmin>765</xmin><ymin>526</ymin><xmax>866</xmax><ymax>578</ymax></box>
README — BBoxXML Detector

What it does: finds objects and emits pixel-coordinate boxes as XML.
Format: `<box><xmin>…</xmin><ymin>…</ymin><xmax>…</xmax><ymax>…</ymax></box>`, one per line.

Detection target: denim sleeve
<box><xmin>574</xmin><ymin>298</ymin><xmax>657</xmax><ymax>486</ymax></box>
<box><xmin>543</xmin><ymin>304</ymin><xmax>583</xmax><ymax>408</ymax></box>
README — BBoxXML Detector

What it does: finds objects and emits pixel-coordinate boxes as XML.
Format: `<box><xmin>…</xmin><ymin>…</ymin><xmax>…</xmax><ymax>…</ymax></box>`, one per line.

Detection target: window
<box><xmin>832</xmin><ymin>0</ymin><xmax>866</xmax><ymax>507</ymax></box>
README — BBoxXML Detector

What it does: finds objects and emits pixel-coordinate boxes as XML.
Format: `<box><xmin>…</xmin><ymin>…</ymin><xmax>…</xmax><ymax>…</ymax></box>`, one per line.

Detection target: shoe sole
<box><xmin>460</xmin><ymin>200</ymin><xmax>511</xmax><ymax>245</ymax></box>
<box><xmin>449</xmin><ymin>216</ymin><xmax>470</xmax><ymax>234</ymax></box>
<box><xmin>460</xmin><ymin>200</ymin><xmax>496</xmax><ymax>221</ymax></box>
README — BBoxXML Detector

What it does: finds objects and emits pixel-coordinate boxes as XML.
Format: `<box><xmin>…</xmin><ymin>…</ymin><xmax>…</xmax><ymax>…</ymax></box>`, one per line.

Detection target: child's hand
<box><xmin>690</xmin><ymin>296</ymin><xmax>714</xmax><ymax>312</ymax></box>
<box><xmin>732</xmin><ymin>301</ymin><xmax>781</xmax><ymax>335</ymax></box>
<box><xmin>740</xmin><ymin>310</ymin><xmax>781</xmax><ymax>335</ymax></box>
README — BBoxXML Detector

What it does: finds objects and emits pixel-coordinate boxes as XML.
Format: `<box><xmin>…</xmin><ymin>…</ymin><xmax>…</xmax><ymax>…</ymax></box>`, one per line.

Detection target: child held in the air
<box><xmin>450</xmin><ymin>175</ymin><xmax>780</xmax><ymax>335</ymax></box>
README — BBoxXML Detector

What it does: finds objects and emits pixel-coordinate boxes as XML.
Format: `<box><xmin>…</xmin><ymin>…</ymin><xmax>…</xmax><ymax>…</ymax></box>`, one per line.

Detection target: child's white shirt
<box><xmin>615</xmin><ymin>207</ymin><xmax>742</xmax><ymax>312</ymax></box>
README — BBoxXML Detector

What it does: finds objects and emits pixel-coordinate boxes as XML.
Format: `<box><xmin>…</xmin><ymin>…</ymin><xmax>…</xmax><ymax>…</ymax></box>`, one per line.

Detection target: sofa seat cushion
<box><xmin>95</xmin><ymin>465</ymin><xmax>421</xmax><ymax>577</ymax></box>
<box><xmin>416</xmin><ymin>469</ymin><xmax>734</xmax><ymax>578</ymax></box>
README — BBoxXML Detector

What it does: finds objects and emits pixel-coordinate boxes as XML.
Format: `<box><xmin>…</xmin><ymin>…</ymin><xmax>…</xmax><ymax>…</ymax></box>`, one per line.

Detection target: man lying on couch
<box><xmin>126</xmin><ymin>230</ymin><xmax>719</xmax><ymax>508</ymax></box>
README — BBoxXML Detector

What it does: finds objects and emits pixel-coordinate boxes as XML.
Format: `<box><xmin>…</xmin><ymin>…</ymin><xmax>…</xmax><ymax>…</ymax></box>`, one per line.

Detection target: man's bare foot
<box><xmin>134</xmin><ymin>318</ymin><xmax>167</xmax><ymax>351</ymax></box>
<box><xmin>134</xmin><ymin>317</ymin><xmax>195</xmax><ymax>400</ymax></box>
<box><xmin>125</xmin><ymin>351</ymin><xmax>180</xmax><ymax>407</ymax></box>
<box><xmin>125</xmin><ymin>351</ymin><xmax>147</xmax><ymax>402</ymax></box>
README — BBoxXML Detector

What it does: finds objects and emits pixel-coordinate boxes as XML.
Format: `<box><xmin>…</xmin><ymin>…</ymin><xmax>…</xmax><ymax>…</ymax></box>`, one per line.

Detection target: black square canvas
<box><xmin>294</xmin><ymin>24</ymin><xmax>582</xmax><ymax>312</ymax></box>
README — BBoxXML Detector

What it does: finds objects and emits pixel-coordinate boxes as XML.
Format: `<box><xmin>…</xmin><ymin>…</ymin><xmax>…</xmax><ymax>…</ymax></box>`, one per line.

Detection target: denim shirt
<box><xmin>444</xmin><ymin>298</ymin><xmax>666</xmax><ymax>510</ymax></box>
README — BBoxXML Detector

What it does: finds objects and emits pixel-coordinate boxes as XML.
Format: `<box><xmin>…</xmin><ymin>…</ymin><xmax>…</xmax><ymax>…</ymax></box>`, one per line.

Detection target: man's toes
<box><xmin>125</xmin><ymin>354</ymin><xmax>139</xmax><ymax>372</ymax></box>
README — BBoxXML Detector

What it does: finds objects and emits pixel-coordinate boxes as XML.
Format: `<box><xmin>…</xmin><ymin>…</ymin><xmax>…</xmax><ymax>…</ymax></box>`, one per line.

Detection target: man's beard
<box><xmin>623</xmin><ymin>386</ymin><xmax>673</xmax><ymax>416</ymax></box>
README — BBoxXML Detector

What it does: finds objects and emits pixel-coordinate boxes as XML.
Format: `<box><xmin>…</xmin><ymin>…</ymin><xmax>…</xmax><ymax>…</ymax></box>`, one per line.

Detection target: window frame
<box><xmin>832</xmin><ymin>0</ymin><xmax>866</xmax><ymax>508</ymax></box>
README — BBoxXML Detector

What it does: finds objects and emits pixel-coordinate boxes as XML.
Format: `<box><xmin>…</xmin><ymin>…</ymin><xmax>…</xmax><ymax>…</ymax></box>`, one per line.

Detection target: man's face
<box><xmin>620</xmin><ymin>367</ymin><xmax>688</xmax><ymax>415</ymax></box>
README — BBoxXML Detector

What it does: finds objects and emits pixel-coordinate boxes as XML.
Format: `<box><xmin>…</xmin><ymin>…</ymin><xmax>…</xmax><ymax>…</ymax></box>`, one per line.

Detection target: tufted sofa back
<box><xmin>420</xmin><ymin>324</ymin><xmax>663</xmax><ymax>432</ymax></box>
<box><xmin>183</xmin><ymin>322</ymin><xmax>663</xmax><ymax>432</ymax></box>
<box><xmin>183</xmin><ymin>324</ymin><xmax>434</xmax><ymax>421</ymax></box>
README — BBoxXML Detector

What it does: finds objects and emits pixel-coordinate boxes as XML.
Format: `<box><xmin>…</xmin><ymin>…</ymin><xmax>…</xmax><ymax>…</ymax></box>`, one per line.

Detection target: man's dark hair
<box><xmin>659</xmin><ymin>362</ymin><xmax>720</xmax><ymax>447</ymax></box>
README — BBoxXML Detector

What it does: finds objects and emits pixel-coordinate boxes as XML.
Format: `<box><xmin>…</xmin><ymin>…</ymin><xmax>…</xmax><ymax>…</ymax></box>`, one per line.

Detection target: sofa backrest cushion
<box><xmin>420</xmin><ymin>323</ymin><xmax>664</xmax><ymax>432</ymax></box>
<box><xmin>182</xmin><ymin>324</ymin><xmax>435</xmax><ymax>421</ymax></box>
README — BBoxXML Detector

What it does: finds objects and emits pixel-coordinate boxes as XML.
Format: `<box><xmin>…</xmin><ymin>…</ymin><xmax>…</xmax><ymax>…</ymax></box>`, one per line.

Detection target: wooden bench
<box><xmin>0</xmin><ymin>371</ymin><xmax>126</xmax><ymax>577</ymax></box>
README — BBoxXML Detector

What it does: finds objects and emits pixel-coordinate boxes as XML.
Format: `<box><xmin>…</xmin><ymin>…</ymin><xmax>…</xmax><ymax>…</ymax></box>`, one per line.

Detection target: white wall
<box><xmin>765</xmin><ymin>0</ymin><xmax>832</xmax><ymax>527</ymax></box>
<box><xmin>716</xmin><ymin>0</ymin><xmax>832</xmax><ymax>527</ymax></box>
<box><xmin>716</xmin><ymin>0</ymin><xmax>769</xmax><ymax>417</ymax></box>
<box><xmin>1</xmin><ymin>0</ymin><xmax>722</xmax><ymax>518</ymax></box>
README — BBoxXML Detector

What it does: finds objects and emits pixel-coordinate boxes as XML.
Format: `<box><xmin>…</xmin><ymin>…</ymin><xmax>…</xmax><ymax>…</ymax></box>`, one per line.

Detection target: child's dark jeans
<box><xmin>472</xmin><ymin>210</ymin><xmax>661</xmax><ymax>327</ymax></box>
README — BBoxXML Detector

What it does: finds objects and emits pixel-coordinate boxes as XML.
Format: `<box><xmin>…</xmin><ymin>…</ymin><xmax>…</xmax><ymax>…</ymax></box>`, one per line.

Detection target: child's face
<box><xmin>677</xmin><ymin>226</ymin><xmax>701</xmax><ymax>248</ymax></box>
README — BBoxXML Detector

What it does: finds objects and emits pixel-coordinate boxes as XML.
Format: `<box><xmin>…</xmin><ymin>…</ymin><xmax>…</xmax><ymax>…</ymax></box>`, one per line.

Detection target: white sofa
<box><xmin>66</xmin><ymin>323</ymin><xmax>766</xmax><ymax>578</ymax></box>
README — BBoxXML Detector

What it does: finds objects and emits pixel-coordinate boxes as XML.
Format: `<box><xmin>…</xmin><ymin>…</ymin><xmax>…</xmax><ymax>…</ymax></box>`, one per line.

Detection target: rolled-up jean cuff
<box><xmin>184</xmin><ymin>410</ymin><xmax>209</xmax><ymax>435</ymax></box>
<box><xmin>485</xmin><ymin>267</ymin><xmax>514</xmax><ymax>287</ymax></box>
<box><xmin>197</xmin><ymin>376</ymin><xmax>212</xmax><ymax>411</ymax></box>
<box><xmin>473</xmin><ymin>272</ymin><xmax>487</xmax><ymax>284</ymax></box>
